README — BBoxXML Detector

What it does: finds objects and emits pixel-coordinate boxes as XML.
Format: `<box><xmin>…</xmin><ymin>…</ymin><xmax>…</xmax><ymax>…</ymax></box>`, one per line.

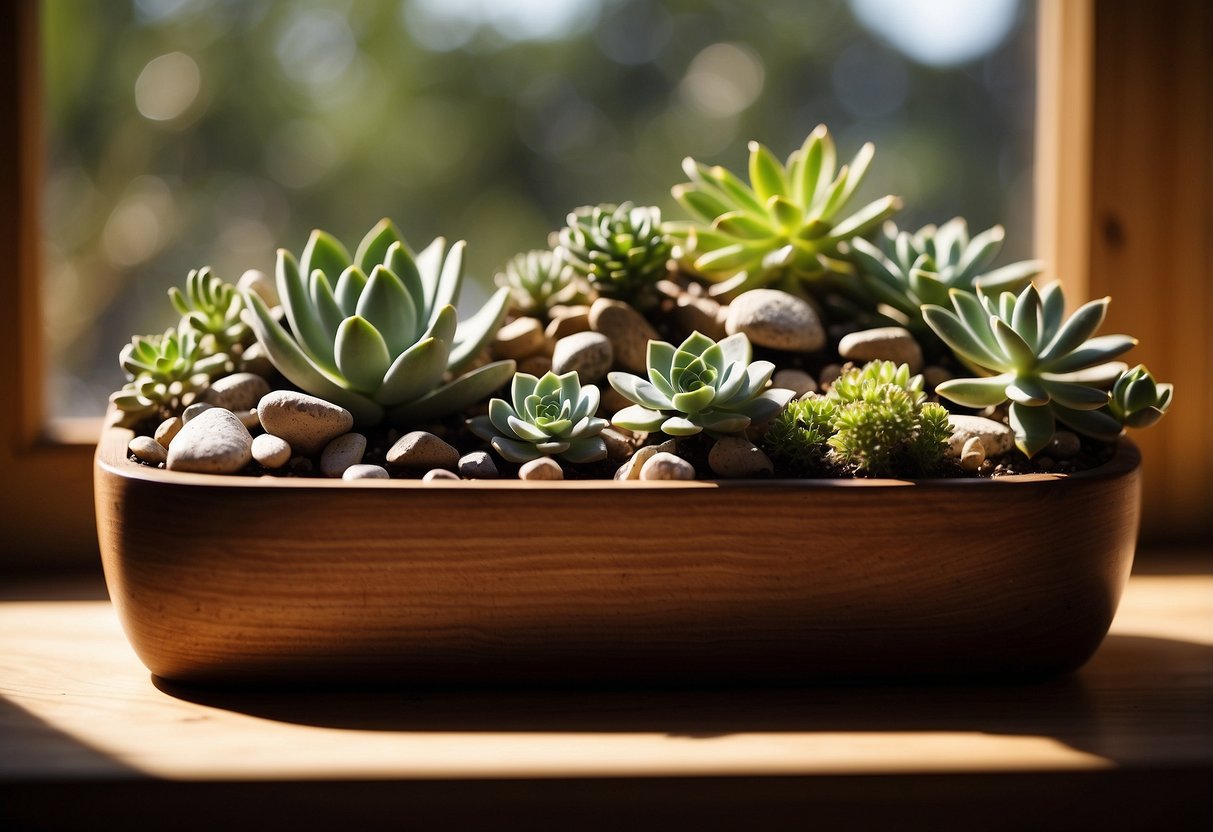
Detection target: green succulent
<box><xmin>495</xmin><ymin>249</ymin><xmax>584</xmax><ymax>319</ymax></box>
<box><xmin>1108</xmin><ymin>364</ymin><xmax>1172</xmax><ymax>429</ymax></box>
<box><xmin>922</xmin><ymin>281</ymin><xmax>1138</xmax><ymax>457</ymax></box>
<box><xmin>243</xmin><ymin>219</ymin><xmax>514</xmax><ymax>427</ymax></box>
<box><xmin>763</xmin><ymin>394</ymin><xmax>839</xmax><ymax>476</ymax></box>
<box><xmin>468</xmin><ymin>371</ymin><xmax>608</xmax><ymax>464</ymax></box>
<box><xmin>110</xmin><ymin>327</ymin><xmax>229</xmax><ymax>427</ymax></box>
<box><xmin>557</xmin><ymin>202</ymin><xmax>673</xmax><ymax>311</ymax></box>
<box><xmin>609</xmin><ymin>331</ymin><xmax>794</xmax><ymax>437</ymax></box>
<box><xmin>848</xmin><ymin>218</ymin><xmax>1041</xmax><ymax>332</ymax></box>
<box><xmin>169</xmin><ymin>267</ymin><xmax>251</xmax><ymax>355</ymax></box>
<box><xmin>668</xmin><ymin>124</ymin><xmax>901</xmax><ymax>298</ymax></box>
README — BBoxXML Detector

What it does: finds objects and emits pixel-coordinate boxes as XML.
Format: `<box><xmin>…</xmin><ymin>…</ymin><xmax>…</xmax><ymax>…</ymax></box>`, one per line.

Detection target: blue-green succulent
<box><xmin>169</xmin><ymin>267</ymin><xmax>251</xmax><ymax>355</ymax></box>
<box><xmin>557</xmin><ymin>202</ymin><xmax>673</xmax><ymax>311</ymax></box>
<box><xmin>1108</xmin><ymin>364</ymin><xmax>1172</xmax><ymax>430</ymax></box>
<box><xmin>468</xmin><ymin>371</ymin><xmax>608</xmax><ymax>464</ymax></box>
<box><xmin>495</xmin><ymin>249</ymin><xmax>584</xmax><ymax>319</ymax></box>
<box><xmin>110</xmin><ymin>326</ymin><xmax>229</xmax><ymax>427</ymax></box>
<box><xmin>243</xmin><ymin>219</ymin><xmax>514</xmax><ymax>427</ymax></box>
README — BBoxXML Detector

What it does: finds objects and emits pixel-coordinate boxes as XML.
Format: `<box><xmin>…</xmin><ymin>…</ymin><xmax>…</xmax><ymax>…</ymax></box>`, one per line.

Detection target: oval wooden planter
<box><xmin>95</xmin><ymin>420</ymin><xmax>1142</xmax><ymax>685</ymax></box>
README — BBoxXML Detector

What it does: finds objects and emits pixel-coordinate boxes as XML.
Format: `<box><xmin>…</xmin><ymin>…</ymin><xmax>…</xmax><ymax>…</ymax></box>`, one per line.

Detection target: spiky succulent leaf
<box><xmin>468</xmin><ymin>371</ymin><xmax>608</xmax><ymax>464</ymax></box>
<box><xmin>495</xmin><ymin>249</ymin><xmax>584</xmax><ymax>318</ymax></box>
<box><xmin>557</xmin><ymin>203</ymin><xmax>673</xmax><ymax>311</ymax></box>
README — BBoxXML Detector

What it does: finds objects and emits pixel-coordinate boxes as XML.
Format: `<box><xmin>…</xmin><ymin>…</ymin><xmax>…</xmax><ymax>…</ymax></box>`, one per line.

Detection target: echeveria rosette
<box><xmin>1108</xmin><ymin>365</ymin><xmax>1172</xmax><ymax>430</ymax></box>
<box><xmin>557</xmin><ymin>202</ymin><xmax>673</xmax><ymax>311</ymax></box>
<box><xmin>609</xmin><ymin>332</ymin><xmax>795</xmax><ymax>437</ymax></box>
<box><xmin>495</xmin><ymin>249</ymin><xmax>584</xmax><ymax>319</ymax></box>
<box><xmin>169</xmin><ymin>267</ymin><xmax>251</xmax><ymax>355</ymax></box>
<box><xmin>668</xmin><ymin>124</ymin><xmax>902</xmax><ymax>298</ymax></box>
<box><xmin>922</xmin><ymin>281</ymin><xmax>1138</xmax><ymax>457</ymax></box>
<box><xmin>243</xmin><ymin>219</ymin><xmax>514</xmax><ymax>427</ymax></box>
<box><xmin>468</xmin><ymin>371</ymin><xmax>608</xmax><ymax>464</ymax></box>
<box><xmin>110</xmin><ymin>326</ymin><xmax>228</xmax><ymax>427</ymax></box>
<box><xmin>848</xmin><ymin>218</ymin><xmax>1041</xmax><ymax>333</ymax></box>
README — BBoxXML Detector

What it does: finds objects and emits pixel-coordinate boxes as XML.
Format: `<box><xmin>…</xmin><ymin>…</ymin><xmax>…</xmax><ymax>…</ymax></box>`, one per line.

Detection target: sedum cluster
<box><xmin>494</xmin><ymin>249</ymin><xmax>584</xmax><ymax>320</ymax></box>
<box><xmin>110</xmin><ymin>327</ymin><xmax>229</xmax><ymax>427</ymax></box>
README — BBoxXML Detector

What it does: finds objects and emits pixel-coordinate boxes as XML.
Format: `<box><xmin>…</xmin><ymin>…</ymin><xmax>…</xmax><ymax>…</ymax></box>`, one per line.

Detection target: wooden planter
<box><xmin>95</xmin><ymin>420</ymin><xmax>1142</xmax><ymax>685</ymax></box>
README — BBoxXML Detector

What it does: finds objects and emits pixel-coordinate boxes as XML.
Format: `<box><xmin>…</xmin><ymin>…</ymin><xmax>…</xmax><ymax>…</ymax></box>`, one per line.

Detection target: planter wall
<box><xmin>95</xmin><ymin>421</ymin><xmax>1142</xmax><ymax>685</ymax></box>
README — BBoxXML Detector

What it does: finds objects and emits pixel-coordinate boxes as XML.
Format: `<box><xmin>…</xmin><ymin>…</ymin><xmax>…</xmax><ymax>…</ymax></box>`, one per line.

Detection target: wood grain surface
<box><xmin>94</xmin><ymin>422</ymin><xmax>1143</xmax><ymax>684</ymax></box>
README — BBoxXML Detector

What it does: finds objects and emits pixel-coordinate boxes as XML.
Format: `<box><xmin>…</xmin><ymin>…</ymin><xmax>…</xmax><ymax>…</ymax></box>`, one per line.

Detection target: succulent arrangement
<box><xmin>108</xmin><ymin>124</ymin><xmax>1171</xmax><ymax>484</ymax></box>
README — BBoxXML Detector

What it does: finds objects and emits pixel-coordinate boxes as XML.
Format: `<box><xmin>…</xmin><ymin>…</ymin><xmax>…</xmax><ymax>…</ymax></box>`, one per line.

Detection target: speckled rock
<box><xmin>320</xmin><ymin>432</ymin><xmax>367</xmax><ymax>478</ymax></box>
<box><xmin>947</xmin><ymin>415</ymin><xmax>1015</xmax><ymax>458</ymax></box>
<box><xmin>838</xmin><ymin>326</ymin><xmax>924</xmax><ymax>372</ymax></box>
<box><xmin>639</xmin><ymin>451</ymin><xmax>696</xmax><ymax>481</ymax></box>
<box><xmin>343</xmin><ymin>464</ymin><xmax>390</xmax><ymax>480</ymax></box>
<box><xmin>203</xmin><ymin>372</ymin><xmax>271</xmax><ymax>412</ymax></box>
<box><xmin>128</xmin><ymin>435</ymin><xmax>167</xmax><ymax>465</ymax></box>
<box><xmin>166</xmin><ymin>407</ymin><xmax>253</xmax><ymax>474</ymax></box>
<box><xmin>518</xmin><ymin>355</ymin><xmax>553</xmax><ymax>377</ymax></box>
<box><xmin>519</xmin><ymin>457</ymin><xmax>563</xmax><ymax>480</ymax></box>
<box><xmin>589</xmin><ymin>298</ymin><xmax>658</xmax><ymax>372</ymax></box>
<box><xmin>773</xmin><ymin>369</ymin><xmax>817</xmax><ymax>398</ymax></box>
<box><xmin>600</xmin><ymin>427</ymin><xmax>636</xmax><ymax>463</ymax></box>
<box><xmin>724</xmin><ymin>289</ymin><xmax>825</xmax><ymax>352</ymax></box>
<box><xmin>492</xmin><ymin>316</ymin><xmax>546</xmax><ymax>361</ymax></box>
<box><xmin>251</xmin><ymin>433</ymin><xmax>291</xmax><ymax>469</ymax></box>
<box><xmin>673</xmin><ymin>294</ymin><xmax>728</xmax><ymax>341</ymax></box>
<box><xmin>154</xmin><ymin>416</ymin><xmax>183</xmax><ymax>448</ymax></box>
<box><xmin>458</xmin><ymin>451</ymin><xmax>498</xmax><ymax>479</ymax></box>
<box><xmin>708</xmin><ymin>436</ymin><xmax>774</xmax><ymax>478</ymax></box>
<box><xmin>551</xmin><ymin>331</ymin><xmax>613</xmax><ymax>383</ymax></box>
<box><xmin>182</xmin><ymin>402</ymin><xmax>215</xmax><ymax>423</ymax></box>
<box><xmin>235</xmin><ymin>408</ymin><xmax>261</xmax><ymax>430</ymax></box>
<box><xmin>256</xmin><ymin>391</ymin><xmax>354</xmax><ymax>456</ymax></box>
<box><xmin>613</xmin><ymin>439</ymin><xmax>678</xmax><ymax>480</ymax></box>
<box><xmin>386</xmin><ymin>431</ymin><xmax>459</xmax><ymax>470</ymax></box>
<box><xmin>423</xmin><ymin>468</ymin><xmax>461</xmax><ymax>482</ymax></box>
<box><xmin>545</xmin><ymin>307</ymin><xmax>591</xmax><ymax>343</ymax></box>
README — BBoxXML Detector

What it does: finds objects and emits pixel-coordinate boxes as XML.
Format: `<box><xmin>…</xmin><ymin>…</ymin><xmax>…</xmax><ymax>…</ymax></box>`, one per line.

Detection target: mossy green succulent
<box><xmin>557</xmin><ymin>202</ymin><xmax>673</xmax><ymax>311</ymax></box>
<box><xmin>468</xmin><ymin>370</ymin><xmax>608</xmax><ymax>464</ymax></box>
<box><xmin>110</xmin><ymin>326</ymin><xmax>229</xmax><ymax>427</ymax></box>
<box><xmin>762</xmin><ymin>394</ymin><xmax>839</xmax><ymax>476</ymax></box>
<box><xmin>495</xmin><ymin>249</ymin><xmax>584</xmax><ymax>319</ymax></box>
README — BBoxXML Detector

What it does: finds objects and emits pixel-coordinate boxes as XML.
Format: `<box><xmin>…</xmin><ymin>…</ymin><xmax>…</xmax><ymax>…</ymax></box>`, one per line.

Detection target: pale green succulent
<box><xmin>1108</xmin><ymin>365</ymin><xmax>1173</xmax><ymax>430</ymax></box>
<box><xmin>848</xmin><ymin>218</ymin><xmax>1041</xmax><ymax>332</ymax></box>
<box><xmin>609</xmin><ymin>331</ymin><xmax>794</xmax><ymax>437</ymax></box>
<box><xmin>557</xmin><ymin>202</ymin><xmax>673</xmax><ymax>311</ymax></box>
<box><xmin>169</xmin><ymin>267</ymin><xmax>251</xmax><ymax>355</ymax></box>
<box><xmin>110</xmin><ymin>327</ymin><xmax>229</xmax><ymax>427</ymax></box>
<box><xmin>243</xmin><ymin>219</ymin><xmax>514</xmax><ymax>427</ymax></box>
<box><xmin>922</xmin><ymin>282</ymin><xmax>1138</xmax><ymax>457</ymax></box>
<box><xmin>468</xmin><ymin>371</ymin><xmax>608</xmax><ymax>464</ymax></box>
<box><xmin>495</xmin><ymin>249</ymin><xmax>583</xmax><ymax>319</ymax></box>
<box><xmin>668</xmin><ymin>124</ymin><xmax>902</xmax><ymax>297</ymax></box>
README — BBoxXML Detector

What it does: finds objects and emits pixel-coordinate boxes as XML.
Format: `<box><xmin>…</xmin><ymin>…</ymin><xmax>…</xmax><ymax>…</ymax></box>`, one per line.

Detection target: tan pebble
<box><xmin>588</xmin><ymin>298</ymin><xmax>658</xmax><ymax>372</ymax></box>
<box><xmin>252</xmin><ymin>433</ymin><xmax>292</xmax><ymax>469</ymax></box>
<box><xmin>422</xmin><ymin>468</ymin><xmax>460</xmax><ymax>481</ymax></box>
<box><xmin>344</xmin><ymin>464</ymin><xmax>390</xmax><ymax>480</ymax></box>
<box><xmin>154</xmin><ymin>416</ymin><xmax>183</xmax><ymax>448</ymax></box>
<box><xmin>818</xmin><ymin>363</ymin><xmax>844</xmax><ymax>388</ymax></box>
<box><xmin>639</xmin><ymin>451</ymin><xmax>696</xmax><ymax>481</ymax></box>
<box><xmin>320</xmin><ymin>432</ymin><xmax>367</xmax><ymax>478</ymax></box>
<box><xmin>128</xmin><ymin>435</ymin><xmax>167</xmax><ymax>465</ymax></box>
<box><xmin>519</xmin><ymin>457</ymin><xmax>563</xmax><ymax>480</ymax></box>
<box><xmin>518</xmin><ymin>355</ymin><xmax>553</xmax><ymax>377</ymax></box>
<box><xmin>386</xmin><ymin>431</ymin><xmax>459</xmax><ymax>470</ymax></box>
<box><xmin>773</xmin><ymin>369</ymin><xmax>817</xmax><ymax>398</ymax></box>
<box><xmin>959</xmin><ymin>436</ymin><xmax>986</xmax><ymax>472</ymax></box>
<box><xmin>492</xmin><ymin>317</ymin><xmax>546</xmax><ymax>361</ymax></box>
<box><xmin>544</xmin><ymin>308</ymin><xmax>591</xmax><ymax>343</ymax></box>
<box><xmin>236</xmin><ymin>408</ymin><xmax>260</xmax><ymax>430</ymax></box>
<box><xmin>182</xmin><ymin>402</ymin><xmax>215</xmax><ymax>423</ymax></box>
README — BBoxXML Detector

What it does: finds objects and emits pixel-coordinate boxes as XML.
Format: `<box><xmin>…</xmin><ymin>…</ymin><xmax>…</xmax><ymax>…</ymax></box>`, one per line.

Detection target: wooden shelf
<box><xmin>1</xmin><ymin>550</ymin><xmax>1210</xmax><ymax>829</ymax></box>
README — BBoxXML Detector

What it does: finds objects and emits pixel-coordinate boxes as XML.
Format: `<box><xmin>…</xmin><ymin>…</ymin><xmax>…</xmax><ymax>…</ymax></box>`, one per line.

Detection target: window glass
<box><xmin>42</xmin><ymin>0</ymin><xmax>1036</xmax><ymax>418</ymax></box>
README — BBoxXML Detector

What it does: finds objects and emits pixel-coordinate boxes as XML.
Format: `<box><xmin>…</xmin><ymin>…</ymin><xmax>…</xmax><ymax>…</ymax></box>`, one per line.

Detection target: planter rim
<box><xmin>96</xmin><ymin>416</ymin><xmax>1142</xmax><ymax>492</ymax></box>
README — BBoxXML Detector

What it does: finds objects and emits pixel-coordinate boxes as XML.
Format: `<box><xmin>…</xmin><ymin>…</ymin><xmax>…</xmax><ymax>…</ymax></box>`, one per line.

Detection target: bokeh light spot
<box><xmin>848</xmin><ymin>0</ymin><xmax>1020</xmax><ymax>67</ymax></box>
<box><xmin>134</xmin><ymin>52</ymin><xmax>200</xmax><ymax>122</ymax></box>
<box><xmin>679</xmin><ymin>42</ymin><xmax>765</xmax><ymax>119</ymax></box>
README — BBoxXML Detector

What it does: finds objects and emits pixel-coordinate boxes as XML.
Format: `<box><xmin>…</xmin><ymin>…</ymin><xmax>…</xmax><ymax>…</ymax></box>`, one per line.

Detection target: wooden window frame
<box><xmin>2</xmin><ymin>0</ymin><xmax>1209</xmax><ymax>569</ymax></box>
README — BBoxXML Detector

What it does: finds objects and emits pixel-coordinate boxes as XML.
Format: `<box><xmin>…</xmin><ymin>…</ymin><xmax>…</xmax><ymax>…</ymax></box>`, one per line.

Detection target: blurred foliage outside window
<box><xmin>42</xmin><ymin>0</ymin><xmax>1036</xmax><ymax>419</ymax></box>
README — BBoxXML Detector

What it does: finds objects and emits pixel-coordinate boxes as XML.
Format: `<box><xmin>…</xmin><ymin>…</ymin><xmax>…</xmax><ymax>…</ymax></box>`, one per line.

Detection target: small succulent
<box><xmin>243</xmin><ymin>219</ymin><xmax>514</xmax><ymax>427</ymax></box>
<box><xmin>848</xmin><ymin>218</ymin><xmax>1041</xmax><ymax>332</ymax></box>
<box><xmin>169</xmin><ymin>267</ymin><xmax>252</xmax><ymax>355</ymax></box>
<box><xmin>762</xmin><ymin>394</ymin><xmax>839</xmax><ymax>476</ymax></box>
<box><xmin>609</xmin><ymin>331</ymin><xmax>794</xmax><ymax>437</ymax></box>
<box><xmin>468</xmin><ymin>371</ymin><xmax>608</xmax><ymax>464</ymax></box>
<box><xmin>495</xmin><ymin>249</ymin><xmax>584</xmax><ymax>319</ymax></box>
<box><xmin>922</xmin><ymin>282</ymin><xmax>1138</xmax><ymax>457</ymax></box>
<box><xmin>1108</xmin><ymin>365</ymin><xmax>1173</xmax><ymax>429</ymax></box>
<box><xmin>557</xmin><ymin>202</ymin><xmax>673</xmax><ymax>311</ymax></box>
<box><xmin>668</xmin><ymin>124</ymin><xmax>901</xmax><ymax>297</ymax></box>
<box><xmin>110</xmin><ymin>327</ymin><xmax>229</xmax><ymax>427</ymax></box>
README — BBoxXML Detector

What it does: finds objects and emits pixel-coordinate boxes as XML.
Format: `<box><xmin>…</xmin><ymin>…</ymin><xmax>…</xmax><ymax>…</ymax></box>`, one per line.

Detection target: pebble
<box><xmin>589</xmin><ymin>298</ymin><xmax>658</xmax><ymax>372</ymax></box>
<box><xmin>639</xmin><ymin>452</ymin><xmax>696</xmax><ymax>481</ymax></box>
<box><xmin>773</xmin><ymin>369</ymin><xmax>817</xmax><ymax>398</ymax></box>
<box><xmin>203</xmin><ymin>372</ymin><xmax>271</xmax><ymax>412</ymax></box>
<box><xmin>551</xmin><ymin>331</ymin><xmax>614</xmax><ymax>383</ymax></box>
<box><xmin>182</xmin><ymin>402</ymin><xmax>215</xmax><ymax>423</ymax></box>
<box><xmin>519</xmin><ymin>457</ymin><xmax>563</xmax><ymax>480</ymax></box>
<box><xmin>708</xmin><ymin>436</ymin><xmax>774</xmax><ymax>478</ymax></box>
<box><xmin>492</xmin><ymin>316</ymin><xmax>546</xmax><ymax>361</ymax></box>
<box><xmin>818</xmin><ymin>363</ymin><xmax>844</xmax><ymax>389</ymax></box>
<box><xmin>343</xmin><ymin>464</ymin><xmax>390</xmax><ymax>480</ymax></box>
<box><xmin>423</xmin><ymin>468</ymin><xmax>461</xmax><ymax>482</ymax></box>
<box><xmin>600</xmin><ymin>427</ymin><xmax>636</xmax><ymax>463</ymax></box>
<box><xmin>154</xmin><ymin>416</ymin><xmax>183</xmax><ymax>448</ymax></box>
<box><xmin>1049</xmin><ymin>430</ymin><xmax>1082</xmax><ymax>460</ymax></box>
<box><xmin>518</xmin><ymin>355</ymin><xmax>553</xmax><ymax>377</ymax></box>
<box><xmin>251</xmin><ymin>433</ymin><xmax>292</xmax><ymax>469</ymax></box>
<box><xmin>320</xmin><ymin>432</ymin><xmax>367</xmax><ymax>478</ymax></box>
<box><xmin>238</xmin><ymin>341</ymin><xmax>276</xmax><ymax>379</ymax></box>
<box><xmin>673</xmin><ymin>294</ymin><xmax>728</xmax><ymax>341</ymax></box>
<box><xmin>256</xmin><ymin>391</ymin><xmax>354</xmax><ymax>456</ymax></box>
<box><xmin>921</xmin><ymin>365</ymin><xmax>952</xmax><ymax>391</ymax></box>
<box><xmin>544</xmin><ymin>307</ymin><xmax>591</xmax><ymax>343</ymax></box>
<box><xmin>235</xmin><ymin>408</ymin><xmax>260</xmax><ymax>430</ymax></box>
<box><xmin>128</xmin><ymin>435</ymin><xmax>167</xmax><ymax>465</ymax></box>
<box><xmin>386</xmin><ymin>431</ymin><xmax>459</xmax><ymax>470</ymax></box>
<box><xmin>166</xmin><ymin>407</ymin><xmax>253</xmax><ymax>475</ymax></box>
<box><xmin>458</xmin><ymin>451</ymin><xmax>499</xmax><ymax>479</ymax></box>
<box><xmin>724</xmin><ymin>289</ymin><xmax>825</xmax><ymax>352</ymax></box>
<box><xmin>838</xmin><ymin>327</ymin><xmax>924</xmax><ymax>372</ymax></box>
<box><xmin>947</xmin><ymin>415</ymin><xmax>1015</xmax><ymax>458</ymax></box>
<box><xmin>613</xmin><ymin>439</ymin><xmax>678</xmax><ymax>480</ymax></box>
<box><xmin>959</xmin><ymin>436</ymin><xmax>986</xmax><ymax>472</ymax></box>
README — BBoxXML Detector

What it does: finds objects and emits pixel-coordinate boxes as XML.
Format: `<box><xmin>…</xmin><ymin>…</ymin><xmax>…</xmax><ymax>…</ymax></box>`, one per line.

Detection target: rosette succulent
<box><xmin>1108</xmin><ymin>365</ymin><xmax>1173</xmax><ymax>429</ymax></box>
<box><xmin>848</xmin><ymin>218</ymin><xmax>1041</xmax><ymax>332</ymax></box>
<box><xmin>110</xmin><ymin>327</ymin><xmax>229</xmax><ymax>427</ymax></box>
<box><xmin>923</xmin><ymin>282</ymin><xmax>1138</xmax><ymax>456</ymax></box>
<box><xmin>468</xmin><ymin>371</ymin><xmax>608</xmax><ymax>464</ymax></box>
<box><xmin>169</xmin><ymin>267</ymin><xmax>251</xmax><ymax>355</ymax></box>
<box><xmin>243</xmin><ymin>219</ymin><xmax>513</xmax><ymax>427</ymax></box>
<box><xmin>609</xmin><ymin>332</ymin><xmax>794</xmax><ymax>437</ymax></box>
<box><xmin>668</xmin><ymin>124</ymin><xmax>901</xmax><ymax>297</ymax></box>
<box><xmin>557</xmin><ymin>202</ymin><xmax>673</xmax><ymax>311</ymax></box>
<box><xmin>495</xmin><ymin>249</ymin><xmax>583</xmax><ymax>319</ymax></box>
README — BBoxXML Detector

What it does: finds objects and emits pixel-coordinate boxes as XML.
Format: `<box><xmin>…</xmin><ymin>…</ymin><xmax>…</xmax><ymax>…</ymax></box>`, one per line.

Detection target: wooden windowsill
<box><xmin>0</xmin><ymin>548</ymin><xmax>1210</xmax><ymax>827</ymax></box>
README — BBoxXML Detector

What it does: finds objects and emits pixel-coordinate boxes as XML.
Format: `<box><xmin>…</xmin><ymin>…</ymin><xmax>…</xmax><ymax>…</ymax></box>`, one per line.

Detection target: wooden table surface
<box><xmin>1</xmin><ymin>551</ymin><xmax>1211</xmax><ymax>830</ymax></box>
